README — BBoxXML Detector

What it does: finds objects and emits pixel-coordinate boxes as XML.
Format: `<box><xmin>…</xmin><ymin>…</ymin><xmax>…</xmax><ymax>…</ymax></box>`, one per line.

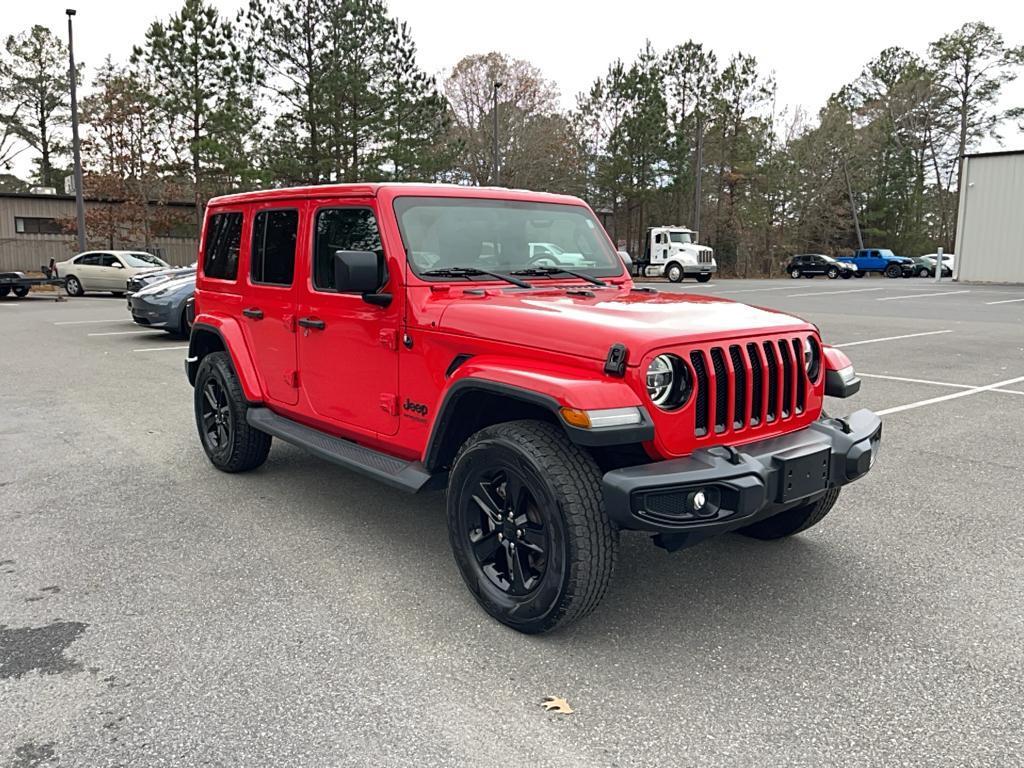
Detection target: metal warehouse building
<box><xmin>0</xmin><ymin>191</ymin><xmax>198</xmax><ymax>273</ymax></box>
<box><xmin>954</xmin><ymin>150</ymin><xmax>1024</xmax><ymax>284</ymax></box>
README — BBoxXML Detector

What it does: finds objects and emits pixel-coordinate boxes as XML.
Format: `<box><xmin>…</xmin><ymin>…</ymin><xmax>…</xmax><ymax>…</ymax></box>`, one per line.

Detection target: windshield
<box><xmin>394</xmin><ymin>198</ymin><xmax>623</xmax><ymax>279</ymax></box>
<box><xmin>668</xmin><ymin>231</ymin><xmax>693</xmax><ymax>244</ymax></box>
<box><xmin>123</xmin><ymin>253</ymin><xmax>169</xmax><ymax>268</ymax></box>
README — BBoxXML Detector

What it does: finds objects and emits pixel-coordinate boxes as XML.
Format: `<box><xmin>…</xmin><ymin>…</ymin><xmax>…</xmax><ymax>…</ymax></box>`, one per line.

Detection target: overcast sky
<box><xmin>6</xmin><ymin>0</ymin><xmax>1024</xmax><ymax>178</ymax></box>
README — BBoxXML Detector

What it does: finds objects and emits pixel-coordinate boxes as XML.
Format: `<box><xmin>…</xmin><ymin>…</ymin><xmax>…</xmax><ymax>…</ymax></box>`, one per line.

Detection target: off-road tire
<box><xmin>885</xmin><ymin>264</ymin><xmax>901</xmax><ymax>278</ymax></box>
<box><xmin>194</xmin><ymin>351</ymin><xmax>271</xmax><ymax>473</ymax></box>
<box><xmin>666</xmin><ymin>263</ymin><xmax>684</xmax><ymax>283</ymax></box>
<box><xmin>447</xmin><ymin>420</ymin><xmax>618</xmax><ymax>634</ymax></box>
<box><xmin>65</xmin><ymin>275</ymin><xmax>84</xmax><ymax>296</ymax></box>
<box><xmin>737</xmin><ymin>487</ymin><xmax>841</xmax><ymax>540</ymax></box>
<box><xmin>696</xmin><ymin>273</ymin><xmax>712</xmax><ymax>283</ymax></box>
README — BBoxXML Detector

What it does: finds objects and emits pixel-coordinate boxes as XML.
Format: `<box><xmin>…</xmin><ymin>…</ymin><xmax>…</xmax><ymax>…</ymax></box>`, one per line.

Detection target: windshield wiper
<box><xmin>421</xmin><ymin>267</ymin><xmax>533</xmax><ymax>289</ymax></box>
<box><xmin>510</xmin><ymin>266</ymin><xmax>607</xmax><ymax>287</ymax></box>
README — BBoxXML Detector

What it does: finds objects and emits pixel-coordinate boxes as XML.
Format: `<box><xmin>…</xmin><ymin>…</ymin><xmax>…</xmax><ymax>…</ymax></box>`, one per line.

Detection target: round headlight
<box><xmin>645</xmin><ymin>354</ymin><xmax>691</xmax><ymax>410</ymax></box>
<box><xmin>803</xmin><ymin>336</ymin><xmax>821</xmax><ymax>382</ymax></box>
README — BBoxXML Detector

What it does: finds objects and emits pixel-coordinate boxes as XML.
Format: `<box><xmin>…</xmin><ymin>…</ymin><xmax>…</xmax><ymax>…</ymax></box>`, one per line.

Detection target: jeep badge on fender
<box><xmin>185</xmin><ymin>183</ymin><xmax>882</xmax><ymax>634</ymax></box>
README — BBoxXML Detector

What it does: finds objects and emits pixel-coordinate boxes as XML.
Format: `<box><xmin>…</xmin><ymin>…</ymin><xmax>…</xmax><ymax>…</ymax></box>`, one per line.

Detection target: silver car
<box><xmin>127</xmin><ymin>274</ymin><xmax>196</xmax><ymax>337</ymax></box>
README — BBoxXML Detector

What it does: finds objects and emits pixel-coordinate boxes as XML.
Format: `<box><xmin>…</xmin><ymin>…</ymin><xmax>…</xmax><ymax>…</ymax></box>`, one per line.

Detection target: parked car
<box><xmin>785</xmin><ymin>254</ymin><xmax>857</xmax><ymax>279</ymax></box>
<box><xmin>126</xmin><ymin>263</ymin><xmax>197</xmax><ymax>294</ymax></box>
<box><xmin>54</xmin><ymin>251</ymin><xmax>170</xmax><ymax>296</ymax></box>
<box><xmin>128</xmin><ymin>273</ymin><xmax>196</xmax><ymax>337</ymax></box>
<box><xmin>911</xmin><ymin>253</ymin><xmax>954</xmax><ymax>278</ymax></box>
<box><xmin>185</xmin><ymin>183</ymin><xmax>881</xmax><ymax>634</ymax></box>
<box><xmin>836</xmin><ymin>248</ymin><xmax>914</xmax><ymax>278</ymax></box>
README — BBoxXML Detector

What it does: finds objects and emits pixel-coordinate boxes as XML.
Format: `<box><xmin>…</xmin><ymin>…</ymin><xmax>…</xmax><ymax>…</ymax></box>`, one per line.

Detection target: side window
<box><xmin>77</xmin><ymin>254</ymin><xmax>100</xmax><ymax>266</ymax></box>
<box><xmin>251</xmin><ymin>209</ymin><xmax>298</xmax><ymax>286</ymax></box>
<box><xmin>203</xmin><ymin>212</ymin><xmax>243</xmax><ymax>281</ymax></box>
<box><xmin>99</xmin><ymin>254</ymin><xmax>119</xmax><ymax>267</ymax></box>
<box><xmin>313</xmin><ymin>208</ymin><xmax>382</xmax><ymax>292</ymax></box>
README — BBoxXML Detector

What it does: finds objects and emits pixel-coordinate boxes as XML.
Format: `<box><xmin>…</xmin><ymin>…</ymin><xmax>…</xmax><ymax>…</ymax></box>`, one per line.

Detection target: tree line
<box><xmin>1</xmin><ymin>0</ymin><xmax>1021</xmax><ymax>272</ymax></box>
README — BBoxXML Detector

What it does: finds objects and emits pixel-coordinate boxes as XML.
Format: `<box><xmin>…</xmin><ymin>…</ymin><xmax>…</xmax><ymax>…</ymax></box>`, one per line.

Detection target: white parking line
<box><xmin>876</xmin><ymin>290</ymin><xmax>970</xmax><ymax>301</ymax></box>
<box><xmin>87</xmin><ymin>330</ymin><xmax>156</xmax><ymax>336</ymax></box>
<box><xmin>834</xmin><ymin>330</ymin><xmax>952</xmax><ymax>348</ymax></box>
<box><xmin>786</xmin><ymin>287</ymin><xmax>884</xmax><ymax>298</ymax></box>
<box><xmin>54</xmin><ymin>318</ymin><xmax>127</xmax><ymax>325</ymax></box>
<box><xmin>131</xmin><ymin>345</ymin><xmax>188</xmax><ymax>353</ymax></box>
<box><xmin>985</xmin><ymin>297</ymin><xmax>1024</xmax><ymax>305</ymax></box>
<box><xmin>860</xmin><ymin>372</ymin><xmax>1024</xmax><ymax>396</ymax></box>
<box><xmin>716</xmin><ymin>286</ymin><xmax>794</xmax><ymax>294</ymax></box>
<box><xmin>877</xmin><ymin>375</ymin><xmax>1024</xmax><ymax>416</ymax></box>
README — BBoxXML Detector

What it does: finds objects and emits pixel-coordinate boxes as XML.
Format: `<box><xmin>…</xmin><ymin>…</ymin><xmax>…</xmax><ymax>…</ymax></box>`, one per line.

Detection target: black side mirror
<box><xmin>333</xmin><ymin>250</ymin><xmax>391</xmax><ymax>307</ymax></box>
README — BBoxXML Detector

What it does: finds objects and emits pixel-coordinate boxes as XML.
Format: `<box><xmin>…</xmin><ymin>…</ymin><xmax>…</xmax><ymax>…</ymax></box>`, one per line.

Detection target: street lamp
<box><xmin>66</xmin><ymin>8</ymin><xmax>86</xmax><ymax>254</ymax></box>
<box><xmin>492</xmin><ymin>80</ymin><xmax>503</xmax><ymax>186</ymax></box>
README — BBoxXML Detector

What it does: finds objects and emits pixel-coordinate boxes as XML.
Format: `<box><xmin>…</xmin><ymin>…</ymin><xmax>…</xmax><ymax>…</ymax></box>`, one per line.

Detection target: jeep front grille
<box><xmin>690</xmin><ymin>336</ymin><xmax>814</xmax><ymax>438</ymax></box>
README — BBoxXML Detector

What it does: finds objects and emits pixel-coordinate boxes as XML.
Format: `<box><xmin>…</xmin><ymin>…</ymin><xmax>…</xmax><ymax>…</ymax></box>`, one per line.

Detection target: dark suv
<box><xmin>786</xmin><ymin>254</ymin><xmax>857</xmax><ymax>279</ymax></box>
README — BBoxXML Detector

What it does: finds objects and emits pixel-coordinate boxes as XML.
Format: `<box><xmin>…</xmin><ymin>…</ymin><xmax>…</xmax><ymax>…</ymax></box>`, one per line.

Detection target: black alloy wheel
<box><xmin>200</xmin><ymin>376</ymin><xmax>233</xmax><ymax>455</ymax></box>
<box><xmin>193</xmin><ymin>351</ymin><xmax>272</xmax><ymax>472</ymax></box>
<box><xmin>463</xmin><ymin>467</ymin><xmax>549</xmax><ymax>597</ymax></box>
<box><xmin>447</xmin><ymin>420</ymin><xmax>617</xmax><ymax>634</ymax></box>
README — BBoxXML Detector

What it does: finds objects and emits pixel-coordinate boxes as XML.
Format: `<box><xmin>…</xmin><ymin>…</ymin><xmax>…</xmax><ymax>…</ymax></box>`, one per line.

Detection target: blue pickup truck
<box><xmin>836</xmin><ymin>249</ymin><xmax>914</xmax><ymax>278</ymax></box>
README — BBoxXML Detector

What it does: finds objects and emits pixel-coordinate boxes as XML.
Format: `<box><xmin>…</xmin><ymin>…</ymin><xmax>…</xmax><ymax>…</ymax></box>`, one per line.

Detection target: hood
<box><xmin>136</xmin><ymin>274</ymin><xmax>195</xmax><ymax>297</ymax></box>
<box><xmin>435</xmin><ymin>286</ymin><xmax>813</xmax><ymax>364</ymax></box>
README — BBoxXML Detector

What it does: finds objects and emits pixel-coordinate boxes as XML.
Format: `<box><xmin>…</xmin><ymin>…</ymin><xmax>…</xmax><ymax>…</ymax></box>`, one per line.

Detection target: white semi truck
<box><xmin>637</xmin><ymin>226</ymin><xmax>716</xmax><ymax>283</ymax></box>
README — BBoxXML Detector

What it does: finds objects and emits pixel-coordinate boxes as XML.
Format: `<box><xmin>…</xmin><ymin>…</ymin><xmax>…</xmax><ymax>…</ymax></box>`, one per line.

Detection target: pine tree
<box><xmin>0</xmin><ymin>25</ymin><xmax>75</xmax><ymax>187</ymax></box>
<box><xmin>133</xmin><ymin>0</ymin><xmax>259</xmax><ymax>236</ymax></box>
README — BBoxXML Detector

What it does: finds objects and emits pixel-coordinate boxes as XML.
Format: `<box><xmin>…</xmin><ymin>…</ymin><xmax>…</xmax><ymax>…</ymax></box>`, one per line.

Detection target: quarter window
<box><xmin>251</xmin><ymin>209</ymin><xmax>298</xmax><ymax>286</ymax></box>
<box><xmin>313</xmin><ymin>208</ymin><xmax>382</xmax><ymax>291</ymax></box>
<box><xmin>203</xmin><ymin>212</ymin><xmax>243</xmax><ymax>281</ymax></box>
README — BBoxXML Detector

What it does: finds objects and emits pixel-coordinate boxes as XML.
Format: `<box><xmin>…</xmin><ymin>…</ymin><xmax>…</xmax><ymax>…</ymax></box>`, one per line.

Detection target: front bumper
<box><xmin>603</xmin><ymin>409</ymin><xmax>881</xmax><ymax>541</ymax></box>
<box><xmin>128</xmin><ymin>294</ymin><xmax>175</xmax><ymax>328</ymax></box>
<box><xmin>682</xmin><ymin>263</ymin><xmax>717</xmax><ymax>275</ymax></box>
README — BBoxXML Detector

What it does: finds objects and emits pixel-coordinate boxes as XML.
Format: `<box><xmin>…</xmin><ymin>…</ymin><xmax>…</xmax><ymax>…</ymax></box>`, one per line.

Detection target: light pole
<box><xmin>492</xmin><ymin>81</ymin><xmax>502</xmax><ymax>186</ymax></box>
<box><xmin>66</xmin><ymin>8</ymin><xmax>86</xmax><ymax>254</ymax></box>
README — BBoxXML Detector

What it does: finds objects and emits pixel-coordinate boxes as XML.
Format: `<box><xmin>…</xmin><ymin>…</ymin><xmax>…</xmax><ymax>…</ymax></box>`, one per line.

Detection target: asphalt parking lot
<box><xmin>2</xmin><ymin>277</ymin><xmax>1023</xmax><ymax>767</ymax></box>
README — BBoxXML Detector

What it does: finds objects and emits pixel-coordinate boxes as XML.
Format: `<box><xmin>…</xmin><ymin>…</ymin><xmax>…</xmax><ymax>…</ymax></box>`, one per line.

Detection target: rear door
<box><xmin>241</xmin><ymin>203</ymin><xmax>302</xmax><ymax>406</ymax></box>
<box><xmin>296</xmin><ymin>199</ymin><xmax>401</xmax><ymax>436</ymax></box>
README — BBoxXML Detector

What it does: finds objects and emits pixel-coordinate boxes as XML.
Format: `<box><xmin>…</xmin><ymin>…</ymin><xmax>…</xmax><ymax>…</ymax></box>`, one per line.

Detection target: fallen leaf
<box><xmin>541</xmin><ymin>696</ymin><xmax>574</xmax><ymax>714</ymax></box>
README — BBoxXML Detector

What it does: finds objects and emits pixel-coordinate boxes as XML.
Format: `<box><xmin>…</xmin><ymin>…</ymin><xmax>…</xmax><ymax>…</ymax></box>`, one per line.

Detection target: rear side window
<box><xmin>203</xmin><ymin>212</ymin><xmax>243</xmax><ymax>281</ymax></box>
<box><xmin>251</xmin><ymin>209</ymin><xmax>298</xmax><ymax>286</ymax></box>
<box><xmin>313</xmin><ymin>208</ymin><xmax>382</xmax><ymax>291</ymax></box>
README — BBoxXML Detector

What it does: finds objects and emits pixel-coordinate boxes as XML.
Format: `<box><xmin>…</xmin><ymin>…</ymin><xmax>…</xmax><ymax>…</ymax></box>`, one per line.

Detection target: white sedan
<box><xmin>54</xmin><ymin>251</ymin><xmax>170</xmax><ymax>296</ymax></box>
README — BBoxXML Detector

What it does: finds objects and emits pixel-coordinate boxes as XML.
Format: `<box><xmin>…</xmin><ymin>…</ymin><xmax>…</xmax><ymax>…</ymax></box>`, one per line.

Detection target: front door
<box><xmin>241</xmin><ymin>203</ymin><xmax>302</xmax><ymax>406</ymax></box>
<box><xmin>296</xmin><ymin>200</ymin><xmax>400</xmax><ymax>436</ymax></box>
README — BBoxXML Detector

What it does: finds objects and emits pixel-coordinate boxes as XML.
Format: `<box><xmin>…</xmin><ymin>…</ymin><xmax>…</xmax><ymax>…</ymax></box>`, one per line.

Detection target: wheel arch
<box><xmin>423</xmin><ymin>372</ymin><xmax>652</xmax><ymax>472</ymax></box>
<box><xmin>186</xmin><ymin>319</ymin><xmax>263</xmax><ymax>402</ymax></box>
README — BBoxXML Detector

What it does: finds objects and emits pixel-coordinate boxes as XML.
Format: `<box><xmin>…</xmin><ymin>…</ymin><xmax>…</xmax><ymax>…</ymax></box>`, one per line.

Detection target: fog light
<box><xmin>691</xmin><ymin>490</ymin><xmax>707</xmax><ymax>511</ymax></box>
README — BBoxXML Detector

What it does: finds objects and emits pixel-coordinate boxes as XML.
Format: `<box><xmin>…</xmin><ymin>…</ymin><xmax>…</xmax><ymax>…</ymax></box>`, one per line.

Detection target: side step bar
<box><xmin>246</xmin><ymin>407</ymin><xmax>441</xmax><ymax>493</ymax></box>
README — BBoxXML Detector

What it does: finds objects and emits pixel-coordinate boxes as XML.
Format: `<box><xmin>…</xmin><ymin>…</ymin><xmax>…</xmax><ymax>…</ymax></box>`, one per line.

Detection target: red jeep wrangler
<box><xmin>186</xmin><ymin>184</ymin><xmax>881</xmax><ymax>633</ymax></box>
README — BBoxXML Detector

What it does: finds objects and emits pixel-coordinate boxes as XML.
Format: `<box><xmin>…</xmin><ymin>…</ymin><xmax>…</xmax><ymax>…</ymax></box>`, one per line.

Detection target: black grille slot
<box><xmin>792</xmin><ymin>338</ymin><xmax>806</xmax><ymax>413</ymax></box>
<box><xmin>710</xmin><ymin>348</ymin><xmax>728</xmax><ymax>433</ymax></box>
<box><xmin>690</xmin><ymin>351</ymin><xmax>709</xmax><ymax>436</ymax></box>
<box><xmin>778</xmin><ymin>340</ymin><xmax>793</xmax><ymax>418</ymax></box>
<box><xmin>763</xmin><ymin>341</ymin><xmax>779</xmax><ymax>422</ymax></box>
<box><xmin>747</xmin><ymin>343</ymin><xmax>762</xmax><ymax>426</ymax></box>
<box><xmin>729</xmin><ymin>345</ymin><xmax>746</xmax><ymax>428</ymax></box>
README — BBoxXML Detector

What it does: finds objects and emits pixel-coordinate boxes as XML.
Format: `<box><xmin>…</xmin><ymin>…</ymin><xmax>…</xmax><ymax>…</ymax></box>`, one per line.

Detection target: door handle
<box><xmin>297</xmin><ymin>317</ymin><xmax>326</xmax><ymax>330</ymax></box>
<box><xmin>242</xmin><ymin>307</ymin><xmax>263</xmax><ymax>320</ymax></box>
